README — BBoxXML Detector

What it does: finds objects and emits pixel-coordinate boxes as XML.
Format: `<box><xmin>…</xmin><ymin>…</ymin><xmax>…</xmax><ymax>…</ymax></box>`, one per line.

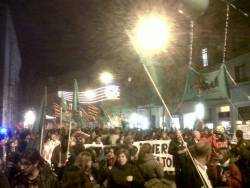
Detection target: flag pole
<box><xmin>60</xmin><ymin>106</ymin><xmax>63</xmax><ymax>126</ymax></box>
<box><xmin>142</xmin><ymin>63</ymin><xmax>209</xmax><ymax>188</ymax></box>
<box><xmin>39</xmin><ymin>126</ymin><xmax>44</xmax><ymax>155</ymax></box>
<box><xmin>39</xmin><ymin>87</ymin><xmax>47</xmax><ymax>155</ymax></box>
<box><xmin>66</xmin><ymin>119</ymin><xmax>72</xmax><ymax>161</ymax></box>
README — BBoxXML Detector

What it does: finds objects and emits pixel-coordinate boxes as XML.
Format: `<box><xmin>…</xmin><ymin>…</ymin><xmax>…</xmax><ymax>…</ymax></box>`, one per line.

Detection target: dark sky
<box><xmin>5</xmin><ymin>0</ymin><xmax>250</xmax><ymax>108</ymax></box>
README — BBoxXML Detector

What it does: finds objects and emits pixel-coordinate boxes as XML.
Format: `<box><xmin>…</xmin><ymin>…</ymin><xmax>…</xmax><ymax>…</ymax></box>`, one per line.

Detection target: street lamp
<box><xmin>99</xmin><ymin>71</ymin><xmax>113</xmax><ymax>85</ymax></box>
<box><xmin>131</xmin><ymin>15</ymin><xmax>171</xmax><ymax>56</ymax></box>
<box><xmin>130</xmin><ymin>15</ymin><xmax>173</xmax><ymax>119</ymax></box>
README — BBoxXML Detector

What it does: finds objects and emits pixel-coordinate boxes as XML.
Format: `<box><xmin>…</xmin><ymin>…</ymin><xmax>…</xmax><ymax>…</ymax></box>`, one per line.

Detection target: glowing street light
<box><xmin>24</xmin><ymin>110</ymin><xmax>36</xmax><ymax>128</ymax></box>
<box><xmin>131</xmin><ymin>15</ymin><xmax>171</xmax><ymax>55</ymax></box>
<box><xmin>129</xmin><ymin>14</ymin><xmax>173</xmax><ymax>120</ymax></box>
<box><xmin>99</xmin><ymin>72</ymin><xmax>113</xmax><ymax>85</ymax></box>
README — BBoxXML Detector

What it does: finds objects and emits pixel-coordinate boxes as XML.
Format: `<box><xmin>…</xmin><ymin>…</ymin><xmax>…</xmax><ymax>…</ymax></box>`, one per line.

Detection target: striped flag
<box><xmin>53</xmin><ymin>103</ymin><xmax>61</xmax><ymax>117</ymax></box>
<box><xmin>87</xmin><ymin>105</ymin><xmax>99</xmax><ymax>121</ymax></box>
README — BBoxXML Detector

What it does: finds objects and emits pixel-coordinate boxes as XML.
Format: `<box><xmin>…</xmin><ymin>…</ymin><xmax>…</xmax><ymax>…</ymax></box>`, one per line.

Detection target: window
<box><xmin>201</xmin><ymin>48</ymin><xmax>208</xmax><ymax>67</ymax></box>
<box><xmin>235</xmin><ymin>64</ymin><xmax>247</xmax><ymax>82</ymax></box>
<box><xmin>238</xmin><ymin>106</ymin><xmax>250</xmax><ymax>121</ymax></box>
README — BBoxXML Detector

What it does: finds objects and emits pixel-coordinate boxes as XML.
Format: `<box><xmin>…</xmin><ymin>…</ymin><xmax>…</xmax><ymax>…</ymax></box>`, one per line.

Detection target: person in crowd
<box><xmin>107</xmin><ymin>148</ymin><xmax>144</xmax><ymax>188</ymax></box>
<box><xmin>0</xmin><ymin>170</ymin><xmax>10</xmax><ymax>188</ymax></box>
<box><xmin>116</xmin><ymin>134</ymin><xmax>125</xmax><ymax>145</ymax></box>
<box><xmin>138</xmin><ymin>143</ymin><xmax>174</xmax><ymax>188</ymax></box>
<box><xmin>99</xmin><ymin>147</ymin><xmax>117</xmax><ymax>186</ymax></box>
<box><xmin>210</xmin><ymin>148</ymin><xmax>242</xmax><ymax>188</ymax></box>
<box><xmin>69</xmin><ymin>131</ymin><xmax>86</xmax><ymax>163</ymax></box>
<box><xmin>192</xmin><ymin>130</ymin><xmax>201</xmax><ymax>144</ymax></box>
<box><xmin>11</xmin><ymin>149</ymin><xmax>58</xmax><ymax>188</ymax></box>
<box><xmin>160</xmin><ymin>131</ymin><xmax>170</xmax><ymax>140</ymax></box>
<box><xmin>51</xmin><ymin>135</ymin><xmax>68</xmax><ymax>182</ymax></box>
<box><xmin>138</xmin><ymin>143</ymin><xmax>164</xmax><ymax>180</ymax></box>
<box><xmin>85</xmin><ymin>147</ymin><xmax>103</xmax><ymax>184</ymax></box>
<box><xmin>16</xmin><ymin>130</ymin><xmax>30</xmax><ymax>153</ymax></box>
<box><xmin>232</xmin><ymin>130</ymin><xmax>250</xmax><ymax>187</ymax></box>
<box><xmin>210</xmin><ymin>126</ymin><xmax>228</xmax><ymax>163</ymax></box>
<box><xmin>109</xmin><ymin>129</ymin><xmax>120</xmax><ymax>145</ymax></box>
<box><xmin>168</xmin><ymin>130</ymin><xmax>189</xmax><ymax>188</ymax></box>
<box><xmin>123</xmin><ymin>135</ymin><xmax>138</xmax><ymax>162</ymax></box>
<box><xmin>62</xmin><ymin>151</ymin><xmax>100</xmax><ymax>188</ymax></box>
<box><xmin>89</xmin><ymin>130</ymin><xmax>97</xmax><ymax>144</ymax></box>
<box><xmin>105</xmin><ymin>147</ymin><xmax>117</xmax><ymax>170</ymax></box>
<box><xmin>188</xmin><ymin>130</ymin><xmax>201</xmax><ymax>155</ymax></box>
<box><xmin>92</xmin><ymin>135</ymin><xmax>103</xmax><ymax>146</ymax></box>
<box><xmin>182</xmin><ymin>141</ymin><xmax>213</xmax><ymax>188</ymax></box>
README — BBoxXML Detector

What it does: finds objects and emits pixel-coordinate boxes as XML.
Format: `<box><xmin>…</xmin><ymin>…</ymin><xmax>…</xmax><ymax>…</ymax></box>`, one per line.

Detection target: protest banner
<box><xmin>133</xmin><ymin>140</ymin><xmax>174</xmax><ymax>171</ymax></box>
<box><xmin>41</xmin><ymin>139</ymin><xmax>175</xmax><ymax>171</ymax></box>
<box><xmin>42</xmin><ymin>140</ymin><xmax>60</xmax><ymax>164</ymax></box>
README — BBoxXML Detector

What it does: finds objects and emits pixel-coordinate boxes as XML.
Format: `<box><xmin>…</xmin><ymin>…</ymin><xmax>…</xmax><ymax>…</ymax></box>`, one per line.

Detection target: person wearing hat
<box><xmin>209</xmin><ymin>126</ymin><xmax>228</xmax><ymax>164</ymax></box>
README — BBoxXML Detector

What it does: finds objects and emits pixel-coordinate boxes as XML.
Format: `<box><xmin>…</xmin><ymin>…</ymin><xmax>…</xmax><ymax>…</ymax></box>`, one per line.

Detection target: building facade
<box><xmin>0</xmin><ymin>6</ymin><xmax>22</xmax><ymax>128</ymax></box>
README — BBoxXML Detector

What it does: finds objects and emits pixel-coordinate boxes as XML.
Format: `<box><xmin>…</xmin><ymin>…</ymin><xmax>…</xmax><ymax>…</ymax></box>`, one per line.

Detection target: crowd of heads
<box><xmin>0</xmin><ymin>125</ymin><xmax>250</xmax><ymax>187</ymax></box>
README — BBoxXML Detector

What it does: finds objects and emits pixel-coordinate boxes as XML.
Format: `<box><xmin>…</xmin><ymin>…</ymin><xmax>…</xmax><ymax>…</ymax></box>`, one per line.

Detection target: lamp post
<box><xmin>130</xmin><ymin>13</ymin><xmax>210</xmax><ymax>188</ymax></box>
<box><xmin>130</xmin><ymin>15</ymin><xmax>173</xmax><ymax>120</ymax></box>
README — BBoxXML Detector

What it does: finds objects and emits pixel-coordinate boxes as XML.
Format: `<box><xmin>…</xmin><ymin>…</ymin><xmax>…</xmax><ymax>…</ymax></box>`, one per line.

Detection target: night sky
<box><xmin>5</xmin><ymin>0</ymin><xmax>250</xmax><ymax>109</ymax></box>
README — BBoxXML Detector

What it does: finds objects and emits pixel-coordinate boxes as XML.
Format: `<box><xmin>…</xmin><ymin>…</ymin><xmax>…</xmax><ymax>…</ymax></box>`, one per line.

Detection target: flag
<box><xmin>29</xmin><ymin>87</ymin><xmax>47</xmax><ymax>150</ymax></box>
<box><xmin>72</xmin><ymin>79</ymin><xmax>80</xmax><ymax>124</ymax></box>
<box><xmin>53</xmin><ymin>103</ymin><xmax>60</xmax><ymax>117</ymax></box>
<box><xmin>182</xmin><ymin>64</ymin><xmax>230</xmax><ymax>101</ymax></box>
<box><xmin>60</xmin><ymin>92</ymin><xmax>70</xmax><ymax>123</ymax></box>
<box><xmin>61</xmin><ymin>92</ymin><xmax>67</xmax><ymax>112</ymax></box>
<box><xmin>87</xmin><ymin>105</ymin><xmax>99</xmax><ymax>121</ymax></box>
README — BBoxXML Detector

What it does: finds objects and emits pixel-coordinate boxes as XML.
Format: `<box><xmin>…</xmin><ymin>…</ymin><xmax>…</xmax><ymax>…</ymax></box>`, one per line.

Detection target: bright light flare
<box><xmin>84</xmin><ymin>89</ymin><xmax>96</xmax><ymax>99</ymax></box>
<box><xmin>132</xmin><ymin>16</ymin><xmax>171</xmax><ymax>55</ymax></box>
<box><xmin>24</xmin><ymin>110</ymin><xmax>36</xmax><ymax>128</ymax></box>
<box><xmin>99</xmin><ymin>72</ymin><xmax>113</xmax><ymax>84</ymax></box>
<box><xmin>129</xmin><ymin>113</ymin><xmax>149</xmax><ymax>130</ymax></box>
<box><xmin>195</xmin><ymin>102</ymin><xmax>205</xmax><ymax>120</ymax></box>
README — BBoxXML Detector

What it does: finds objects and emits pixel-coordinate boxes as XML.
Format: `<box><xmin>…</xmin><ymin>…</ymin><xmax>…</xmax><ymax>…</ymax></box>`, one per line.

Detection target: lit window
<box><xmin>220</xmin><ymin>105</ymin><xmax>230</xmax><ymax>112</ymax></box>
<box><xmin>202</xmin><ymin>48</ymin><xmax>208</xmax><ymax>67</ymax></box>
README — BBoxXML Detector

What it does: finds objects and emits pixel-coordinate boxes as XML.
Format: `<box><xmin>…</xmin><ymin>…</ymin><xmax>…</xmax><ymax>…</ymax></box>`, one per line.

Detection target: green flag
<box><xmin>29</xmin><ymin>87</ymin><xmax>47</xmax><ymax>150</ymax></box>
<box><xmin>182</xmin><ymin>64</ymin><xmax>230</xmax><ymax>101</ymax></box>
<box><xmin>72</xmin><ymin>79</ymin><xmax>80</xmax><ymax>123</ymax></box>
<box><xmin>73</xmin><ymin>79</ymin><xmax>79</xmax><ymax>112</ymax></box>
<box><xmin>60</xmin><ymin>92</ymin><xmax>69</xmax><ymax>123</ymax></box>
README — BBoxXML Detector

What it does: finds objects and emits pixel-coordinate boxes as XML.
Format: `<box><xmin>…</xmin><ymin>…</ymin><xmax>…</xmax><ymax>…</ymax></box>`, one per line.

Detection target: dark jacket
<box><xmin>62</xmin><ymin>166</ymin><xmax>100</xmax><ymax>188</ymax></box>
<box><xmin>108</xmin><ymin>162</ymin><xmax>144</xmax><ymax>188</ymax></box>
<box><xmin>12</xmin><ymin>162</ymin><xmax>58</xmax><ymax>188</ymax></box>
<box><xmin>180</xmin><ymin>160</ymin><xmax>204</xmax><ymax>188</ymax></box>
<box><xmin>0</xmin><ymin>171</ymin><xmax>10</xmax><ymax>188</ymax></box>
<box><xmin>138</xmin><ymin>153</ymin><xmax>164</xmax><ymax>180</ymax></box>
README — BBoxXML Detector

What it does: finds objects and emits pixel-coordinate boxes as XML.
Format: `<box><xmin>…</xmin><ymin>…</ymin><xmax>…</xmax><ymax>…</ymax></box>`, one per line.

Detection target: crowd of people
<box><xmin>0</xmin><ymin>124</ymin><xmax>250</xmax><ymax>188</ymax></box>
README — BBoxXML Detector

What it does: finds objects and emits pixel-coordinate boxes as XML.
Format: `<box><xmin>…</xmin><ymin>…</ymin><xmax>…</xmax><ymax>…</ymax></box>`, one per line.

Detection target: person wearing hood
<box><xmin>138</xmin><ymin>143</ymin><xmax>164</xmax><ymax>180</ymax></box>
<box><xmin>138</xmin><ymin>143</ymin><xmax>173</xmax><ymax>188</ymax></box>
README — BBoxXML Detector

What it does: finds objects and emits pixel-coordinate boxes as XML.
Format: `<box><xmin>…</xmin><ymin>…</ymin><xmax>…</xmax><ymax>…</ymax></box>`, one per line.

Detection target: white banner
<box><xmin>42</xmin><ymin>140</ymin><xmax>60</xmax><ymax>164</ymax></box>
<box><xmin>41</xmin><ymin>140</ymin><xmax>175</xmax><ymax>171</ymax></box>
<box><xmin>133</xmin><ymin>140</ymin><xmax>174</xmax><ymax>171</ymax></box>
